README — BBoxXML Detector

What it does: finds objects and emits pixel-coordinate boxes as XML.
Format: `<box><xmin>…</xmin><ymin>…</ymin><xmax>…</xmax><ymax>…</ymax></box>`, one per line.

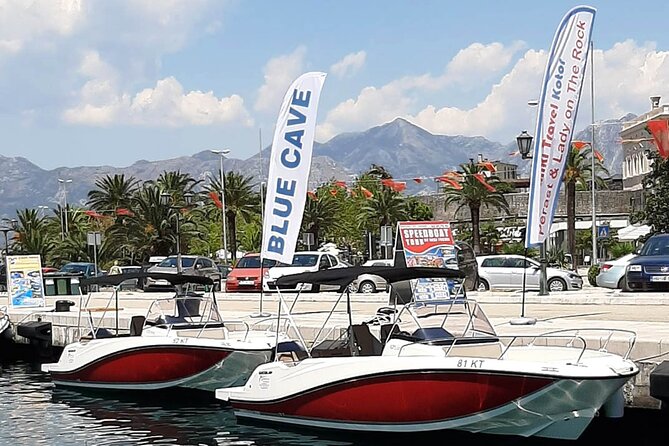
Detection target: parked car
<box><xmin>596</xmin><ymin>253</ymin><xmax>636</xmax><ymax>290</ymax></box>
<box><xmin>217</xmin><ymin>264</ymin><xmax>233</xmax><ymax>279</ymax></box>
<box><xmin>225</xmin><ymin>253</ymin><xmax>277</xmax><ymax>292</ymax></box>
<box><xmin>625</xmin><ymin>234</ymin><xmax>669</xmax><ymax>291</ymax></box>
<box><xmin>108</xmin><ymin>265</ymin><xmax>142</xmax><ymax>290</ymax></box>
<box><xmin>265</xmin><ymin>251</ymin><xmax>348</xmax><ymax>292</ymax></box>
<box><xmin>476</xmin><ymin>254</ymin><xmax>582</xmax><ymax>292</ymax></box>
<box><xmin>351</xmin><ymin>259</ymin><xmax>393</xmax><ymax>293</ymax></box>
<box><xmin>59</xmin><ymin>262</ymin><xmax>99</xmax><ymax>278</ymax></box>
<box><xmin>145</xmin><ymin>255</ymin><xmax>222</xmax><ymax>291</ymax></box>
<box><xmin>137</xmin><ymin>256</ymin><xmax>166</xmax><ymax>290</ymax></box>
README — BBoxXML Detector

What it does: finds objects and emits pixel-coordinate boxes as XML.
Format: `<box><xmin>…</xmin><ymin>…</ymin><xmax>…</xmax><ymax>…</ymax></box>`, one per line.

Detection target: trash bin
<box><xmin>43</xmin><ymin>274</ymin><xmax>84</xmax><ymax>296</ymax></box>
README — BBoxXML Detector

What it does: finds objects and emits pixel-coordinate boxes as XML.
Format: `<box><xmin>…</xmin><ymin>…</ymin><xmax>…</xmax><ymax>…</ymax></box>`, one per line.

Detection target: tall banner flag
<box><xmin>525</xmin><ymin>6</ymin><xmax>596</xmax><ymax>247</ymax></box>
<box><xmin>261</xmin><ymin>72</ymin><xmax>327</xmax><ymax>263</ymax></box>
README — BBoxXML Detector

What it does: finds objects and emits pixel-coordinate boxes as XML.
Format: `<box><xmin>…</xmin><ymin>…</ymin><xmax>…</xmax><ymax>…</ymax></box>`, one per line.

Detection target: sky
<box><xmin>1</xmin><ymin>0</ymin><xmax>668</xmax><ymax>170</ymax></box>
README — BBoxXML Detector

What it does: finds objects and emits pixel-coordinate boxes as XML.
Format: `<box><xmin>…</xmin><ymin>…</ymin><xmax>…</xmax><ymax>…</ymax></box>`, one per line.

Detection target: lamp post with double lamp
<box><xmin>516</xmin><ymin>130</ymin><xmax>549</xmax><ymax>297</ymax></box>
<box><xmin>160</xmin><ymin>192</ymin><xmax>194</xmax><ymax>274</ymax></box>
<box><xmin>58</xmin><ymin>178</ymin><xmax>73</xmax><ymax>239</ymax></box>
<box><xmin>210</xmin><ymin>149</ymin><xmax>231</xmax><ymax>265</ymax></box>
<box><xmin>37</xmin><ymin>205</ymin><xmax>49</xmax><ymax>218</ymax></box>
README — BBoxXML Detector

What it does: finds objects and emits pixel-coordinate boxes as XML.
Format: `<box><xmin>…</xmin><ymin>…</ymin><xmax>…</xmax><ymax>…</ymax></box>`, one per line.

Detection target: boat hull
<box><xmin>43</xmin><ymin>337</ymin><xmax>273</xmax><ymax>391</ymax></box>
<box><xmin>221</xmin><ymin>354</ymin><xmax>638</xmax><ymax>440</ymax></box>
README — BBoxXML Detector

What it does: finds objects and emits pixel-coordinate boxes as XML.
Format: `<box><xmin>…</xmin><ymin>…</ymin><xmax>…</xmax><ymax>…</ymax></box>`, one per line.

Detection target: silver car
<box><xmin>596</xmin><ymin>253</ymin><xmax>636</xmax><ymax>290</ymax></box>
<box><xmin>476</xmin><ymin>254</ymin><xmax>583</xmax><ymax>292</ymax></box>
<box><xmin>145</xmin><ymin>255</ymin><xmax>222</xmax><ymax>291</ymax></box>
<box><xmin>350</xmin><ymin>259</ymin><xmax>393</xmax><ymax>293</ymax></box>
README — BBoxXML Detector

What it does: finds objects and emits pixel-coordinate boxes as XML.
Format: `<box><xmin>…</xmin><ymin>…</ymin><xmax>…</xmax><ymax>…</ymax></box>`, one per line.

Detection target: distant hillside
<box><xmin>0</xmin><ymin>116</ymin><xmax>632</xmax><ymax>218</ymax></box>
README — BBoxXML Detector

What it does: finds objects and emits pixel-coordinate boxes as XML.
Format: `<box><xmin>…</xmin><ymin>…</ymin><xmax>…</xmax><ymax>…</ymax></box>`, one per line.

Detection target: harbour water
<box><xmin>0</xmin><ymin>358</ymin><xmax>664</xmax><ymax>446</ymax></box>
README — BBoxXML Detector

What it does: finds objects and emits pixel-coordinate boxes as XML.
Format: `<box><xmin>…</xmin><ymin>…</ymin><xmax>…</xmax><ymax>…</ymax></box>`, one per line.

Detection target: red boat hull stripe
<box><xmin>233</xmin><ymin>371</ymin><xmax>555</xmax><ymax>423</ymax></box>
<box><xmin>52</xmin><ymin>346</ymin><xmax>232</xmax><ymax>384</ymax></box>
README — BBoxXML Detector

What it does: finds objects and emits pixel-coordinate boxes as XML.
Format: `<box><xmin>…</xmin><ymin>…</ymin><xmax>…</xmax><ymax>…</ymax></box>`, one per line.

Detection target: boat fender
<box><xmin>16</xmin><ymin>320</ymin><xmax>52</xmax><ymax>343</ymax></box>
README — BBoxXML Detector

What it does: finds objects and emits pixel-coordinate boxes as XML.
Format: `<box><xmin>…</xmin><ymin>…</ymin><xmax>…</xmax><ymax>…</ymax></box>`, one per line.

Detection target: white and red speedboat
<box><xmin>42</xmin><ymin>272</ymin><xmax>300</xmax><ymax>392</ymax></box>
<box><xmin>217</xmin><ymin>266</ymin><xmax>639</xmax><ymax>441</ymax></box>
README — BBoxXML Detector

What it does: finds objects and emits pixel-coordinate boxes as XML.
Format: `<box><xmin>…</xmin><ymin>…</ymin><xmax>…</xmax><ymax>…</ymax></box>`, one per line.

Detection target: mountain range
<box><xmin>0</xmin><ymin>115</ymin><xmax>634</xmax><ymax>219</ymax></box>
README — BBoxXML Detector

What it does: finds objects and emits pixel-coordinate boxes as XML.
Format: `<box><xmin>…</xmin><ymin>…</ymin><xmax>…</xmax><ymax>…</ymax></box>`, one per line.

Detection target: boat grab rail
<box><xmin>395</xmin><ymin>334</ymin><xmax>503</xmax><ymax>358</ymax></box>
<box><xmin>517</xmin><ymin>328</ymin><xmax>637</xmax><ymax>360</ymax></box>
<box><xmin>395</xmin><ymin>330</ymin><xmax>635</xmax><ymax>364</ymax></box>
<box><xmin>216</xmin><ymin>319</ymin><xmax>250</xmax><ymax>341</ymax></box>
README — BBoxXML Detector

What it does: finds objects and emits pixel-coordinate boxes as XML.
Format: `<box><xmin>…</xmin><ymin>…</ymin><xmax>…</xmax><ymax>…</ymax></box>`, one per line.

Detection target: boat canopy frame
<box><xmin>269</xmin><ymin>266</ymin><xmax>468</xmax><ymax>359</ymax></box>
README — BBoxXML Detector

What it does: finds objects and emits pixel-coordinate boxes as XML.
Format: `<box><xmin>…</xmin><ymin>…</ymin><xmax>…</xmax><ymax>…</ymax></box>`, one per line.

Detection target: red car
<box><xmin>225</xmin><ymin>253</ymin><xmax>277</xmax><ymax>292</ymax></box>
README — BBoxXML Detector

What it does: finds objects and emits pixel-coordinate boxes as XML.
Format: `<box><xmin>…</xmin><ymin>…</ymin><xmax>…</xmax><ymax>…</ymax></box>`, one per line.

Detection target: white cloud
<box><xmin>317</xmin><ymin>42</ymin><xmax>525</xmax><ymax>140</ymax></box>
<box><xmin>444</xmin><ymin>41</ymin><xmax>526</xmax><ymax>86</ymax></box>
<box><xmin>63</xmin><ymin>52</ymin><xmax>253</xmax><ymax>127</ymax></box>
<box><xmin>318</xmin><ymin>40</ymin><xmax>669</xmax><ymax>144</ymax></box>
<box><xmin>316</xmin><ymin>84</ymin><xmax>415</xmax><ymax>141</ymax></box>
<box><xmin>254</xmin><ymin>46</ymin><xmax>307</xmax><ymax>112</ymax></box>
<box><xmin>330</xmin><ymin>51</ymin><xmax>366</xmax><ymax>78</ymax></box>
<box><xmin>0</xmin><ymin>0</ymin><xmax>85</xmax><ymax>54</ymax></box>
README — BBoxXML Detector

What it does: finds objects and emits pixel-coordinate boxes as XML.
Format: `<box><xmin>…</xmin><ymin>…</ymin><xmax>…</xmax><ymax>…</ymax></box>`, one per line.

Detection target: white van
<box><xmin>264</xmin><ymin>251</ymin><xmax>348</xmax><ymax>292</ymax></box>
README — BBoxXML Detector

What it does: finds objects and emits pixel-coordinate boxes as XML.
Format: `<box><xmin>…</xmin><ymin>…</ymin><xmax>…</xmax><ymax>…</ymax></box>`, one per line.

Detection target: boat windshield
<box><xmin>392</xmin><ymin>299</ymin><xmax>497</xmax><ymax>341</ymax></box>
<box><xmin>145</xmin><ymin>293</ymin><xmax>222</xmax><ymax>327</ymax></box>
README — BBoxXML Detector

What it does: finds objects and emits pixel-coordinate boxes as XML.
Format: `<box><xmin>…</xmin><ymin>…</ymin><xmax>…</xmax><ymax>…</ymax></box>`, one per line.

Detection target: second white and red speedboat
<box><xmin>217</xmin><ymin>266</ymin><xmax>639</xmax><ymax>441</ymax></box>
<box><xmin>42</xmin><ymin>272</ymin><xmax>300</xmax><ymax>392</ymax></box>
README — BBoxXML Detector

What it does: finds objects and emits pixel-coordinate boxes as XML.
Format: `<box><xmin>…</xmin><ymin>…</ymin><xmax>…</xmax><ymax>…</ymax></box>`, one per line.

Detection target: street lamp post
<box><xmin>58</xmin><ymin>178</ymin><xmax>73</xmax><ymax>239</ymax></box>
<box><xmin>37</xmin><ymin>205</ymin><xmax>49</xmax><ymax>218</ymax></box>
<box><xmin>210</xmin><ymin>149</ymin><xmax>231</xmax><ymax>265</ymax></box>
<box><xmin>516</xmin><ymin>131</ymin><xmax>549</xmax><ymax>297</ymax></box>
<box><xmin>1</xmin><ymin>219</ymin><xmax>19</xmax><ymax>262</ymax></box>
<box><xmin>160</xmin><ymin>192</ymin><xmax>194</xmax><ymax>274</ymax></box>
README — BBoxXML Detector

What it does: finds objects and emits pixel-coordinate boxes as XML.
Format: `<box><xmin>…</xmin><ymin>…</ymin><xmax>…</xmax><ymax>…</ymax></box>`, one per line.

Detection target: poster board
<box><xmin>396</xmin><ymin>221</ymin><xmax>464</xmax><ymax>301</ymax></box>
<box><xmin>7</xmin><ymin>255</ymin><xmax>45</xmax><ymax>308</ymax></box>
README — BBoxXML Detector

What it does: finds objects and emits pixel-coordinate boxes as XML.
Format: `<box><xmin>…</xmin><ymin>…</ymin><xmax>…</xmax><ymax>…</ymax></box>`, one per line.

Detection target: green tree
<box><xmin>632</xmin><ymin>151</ymin><xmax>669</xmax><ymax>234</ymax></box>
<box><xmin>301</xmin><ymin>183</ymin><xmax>343</xmax><ymax>246</ymax></box>
<box><xmin>359</xmin><ymin>186</ymin><xmax>407</xmax><ymax>232</ymax></box>
<box><xmin>207</xmin><ymin>171</ymin><xmax>258</xmax><ymax>261</ymax></box>
<box><xmin>405</xmin><ymin>197</ymin><xmax>433</xmax><ymax>221</ymax></box>
<box><xmin>12</xmin><ymin>208</ymin><xmax>54</xmax><ymax>259</ymax></box>
<box><xmin>478</xmin><ymin>222</ymin><xmax>500</xmax><ymax>254</ymax></box>
<box><xmin>442</xmin><ymin>162</ymin><xmax>510</xmax><ymax>254</ymax></box>
<box><xmin>564</xmin><ymin>145</ymin><xmax>609</xmax><ymax>266</ymax></box>
<box><xmin>87</xmin><ymin>174</ymin><xmax>140</xmax><ymax>212</ymax></box>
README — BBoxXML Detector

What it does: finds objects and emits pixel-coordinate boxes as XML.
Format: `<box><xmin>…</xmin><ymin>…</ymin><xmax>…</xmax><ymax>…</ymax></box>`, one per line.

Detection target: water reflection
<box><xmin>1</xmin><ymin>360</ymin><xmax>665</xmax><ymax>446</ymax></box>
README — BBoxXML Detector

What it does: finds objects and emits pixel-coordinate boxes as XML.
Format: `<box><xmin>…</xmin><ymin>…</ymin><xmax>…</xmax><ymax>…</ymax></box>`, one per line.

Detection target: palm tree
<box><xmin>564</xmin><ymin>145</ymin><xmax>609</xmax><ymax>266</ymax></box>
<box><xmin>112</xmin><ymin>184</ymin><xmax>177</xmax><ymax>261</ymax></box>
<box><xmin>442</xmin><ymin>162</ymin><xmax>510</xmax><ymax>254</ymax></box>
<box><xmin>301</xmin><ymin>185</ymin><xmax>342</xmax><ymax>246</ymax></box>
<box><xmin>87</xmin><ymin>174</ymin><xmax>140</xmax><ymax>212</ymax></box>
<box><xmin>207</xmin><ymin>171</ymin><xmax>258</xmax><ymax>261</ymax></box>
<box><xmin>152</xmin><ymin>171</ymin><xmax>202</xmax><ymax>203</ymax></box>
<box><xmin>12</xmin><ymin>208</ymin><xmax>54</xmax><ymax>259</ymax></box>
<box><xmin>359</xmin><ymin>186</ymin><xmax>407</xmax><ymax>233</ymax></box>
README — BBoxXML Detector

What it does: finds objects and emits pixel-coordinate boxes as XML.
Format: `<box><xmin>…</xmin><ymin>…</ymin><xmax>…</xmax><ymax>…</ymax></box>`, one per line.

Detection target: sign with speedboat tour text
<box><xmin>397</xmin><ymin>221</ymin><xmax>463</xmax><ymax>300</ymax></box>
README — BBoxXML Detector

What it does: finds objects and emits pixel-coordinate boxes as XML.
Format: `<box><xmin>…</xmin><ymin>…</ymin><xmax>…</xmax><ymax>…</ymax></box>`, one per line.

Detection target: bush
<box><xmin>587</xmin><ymin>264</ymin><xmax>600</xmax><ymax>287</ymax></box>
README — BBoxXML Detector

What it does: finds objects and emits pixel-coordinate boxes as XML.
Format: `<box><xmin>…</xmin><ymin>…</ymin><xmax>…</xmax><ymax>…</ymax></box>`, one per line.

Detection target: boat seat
<box><xmin>350</xmin><ymin>324</ymin><xmax>382</xmax><ymax>356</ymax></box>
<box><xmin>176</xmin><ymin>298</ymin><xmax>201</xmax><ymax>318</ymax></box>
<box><xmin>412</xmin><ymin>327</ymin><xmax>454</xmax><ymax>341</ymax></box>
<box><xmin>311</xmin><ymin>337</ymin><xmax>353</xmax><ymax>358</ymax></box>
<box><xmin>130</xmin><ymin>315</ymin><xmax>146</xmax><ymax>336</ymax></box>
